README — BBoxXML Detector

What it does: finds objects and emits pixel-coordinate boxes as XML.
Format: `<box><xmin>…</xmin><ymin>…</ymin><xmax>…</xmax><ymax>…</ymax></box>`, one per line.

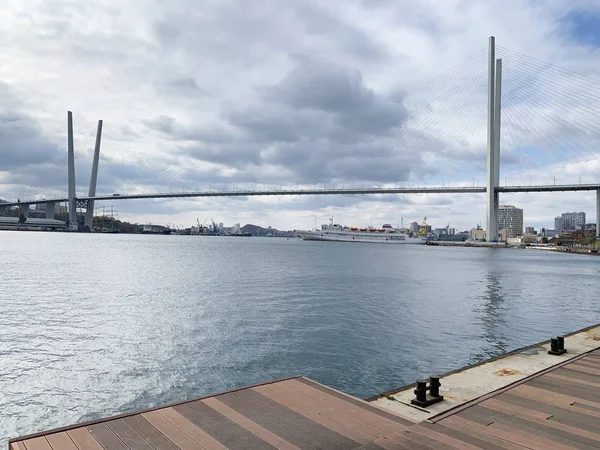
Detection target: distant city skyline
<box><xmin>1</xmin><ymin>2</ymin><xmax>600</xmax><ymax>234</ymax></box>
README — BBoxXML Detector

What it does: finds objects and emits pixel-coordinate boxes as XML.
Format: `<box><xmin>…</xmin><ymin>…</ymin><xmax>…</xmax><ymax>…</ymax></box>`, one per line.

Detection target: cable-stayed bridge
<box><xmin>1</xmin><ymin>36</ymin><xmax>599</xmax><ymax>237</ymax></box>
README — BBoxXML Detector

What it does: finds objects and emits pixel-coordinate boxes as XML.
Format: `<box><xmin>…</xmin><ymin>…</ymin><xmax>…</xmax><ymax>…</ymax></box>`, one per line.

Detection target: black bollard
<box><xmin>413</xmin><ymin>380</ymin><xmax>428</xmax><ymax>405</ymax></box>
<box><xmin>411</xmin><ymin>377</ymin><xmax>444</xmax><ymax>408</ymax></box>
<box><xmin>548</xmin><ymin>336</ymin><xmax>567</xmax><ymax>355</ymax></box>
<box><xmin>429</xmin><ymin>376</ymin><xmax>441</xmax><ymax>398</ymax></box>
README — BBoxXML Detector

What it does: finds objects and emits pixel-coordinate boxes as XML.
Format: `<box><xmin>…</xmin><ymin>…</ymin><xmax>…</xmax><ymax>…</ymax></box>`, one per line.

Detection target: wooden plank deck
<box><xmin>412</xmin><ymin>348</ymin><xmax>600</xmax><ymax>449</ymax></box>
<box><xmin>10</xmin><ymin>348</ymin><xmax>600</xmax><ymax>449</ymax></box>
<box><xmin>9</xmin><ymin>377</ymin><xmax>415</xmax><ymax>450</ymax></box>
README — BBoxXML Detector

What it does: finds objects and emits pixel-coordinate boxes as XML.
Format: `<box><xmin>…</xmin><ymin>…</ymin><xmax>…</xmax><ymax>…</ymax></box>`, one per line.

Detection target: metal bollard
<box><xmin>557</xmin><ymin>336</ymin><xmax>565</xmax><ymax>351</ymax></box>
<box><xmin>411</xmin><ymin>376</ymin><xmax>444</xmax><ymax>408</ymax></box>
<box><xmin>429</xmin><ymin>376</ymin><xmax>441</xmax><ymax>398</ymax></box>
<box><xmin>548</xmin><ymin>335</ymin><xmax>567</xmax><ymax>355</ymax></box>
<box><xmin>413</xmin><ymin>380</ymin><xmax>428</xmax><ymax>404</ymax></box>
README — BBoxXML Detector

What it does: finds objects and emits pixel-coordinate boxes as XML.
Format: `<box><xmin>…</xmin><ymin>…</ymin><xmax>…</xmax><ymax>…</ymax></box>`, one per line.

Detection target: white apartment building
<box><xmin>498</xmin><ymin>205</ymin><xmax>523</xmax><ymax>238</ymax></box>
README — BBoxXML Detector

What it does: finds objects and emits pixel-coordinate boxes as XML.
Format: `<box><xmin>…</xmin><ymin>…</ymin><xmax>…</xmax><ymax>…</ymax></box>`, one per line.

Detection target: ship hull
<box><xmin>299</xmin><ymin>231</ymin><xmax>426</xmax><ymax>244</ymax></box>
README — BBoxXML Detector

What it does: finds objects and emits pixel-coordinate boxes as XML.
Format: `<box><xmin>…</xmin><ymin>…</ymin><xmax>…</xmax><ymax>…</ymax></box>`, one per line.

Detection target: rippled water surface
<box><xmin>1</xmin><ymin>231</ymin><xmax>599</xmax><ymax>443</ymax></box>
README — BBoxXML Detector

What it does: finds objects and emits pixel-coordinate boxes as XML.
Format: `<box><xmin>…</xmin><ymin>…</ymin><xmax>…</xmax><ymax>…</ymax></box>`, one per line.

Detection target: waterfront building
<box><xmin>525</xmin><ymin>226</ymin><xmax>535</xmax><ymax>234</ymax></box>
<box><xmin>470</xmin><ymin>226</ymin><xmax>486</xmax><ymax>241</ymax></box>
<box><xmin>539</xmin><ymin>228</ymin><xmax>553</xmax><ymax>237</ymax></box>
<box><xmin>499</xmin><ymin>228</ymin><xmax>509</xmax><ymax>242</ymax></box>
<box><xmin>554</xmin><ymin>216</ymin><xmax>563</xmax><ymax>232</ymax></box>
<box><xmin>555</xmin><ymin>212</ymin><xmax>586</xmax><ymax>231</ymax></box>
<box><xmin>434</xmin><ymin>226</ymin><xmax>456</xmax><ymax>237</ymax></box>
<box><xmin>410</xmin><ymin>222</ymin><xmax>419</xmax><ymax>233</ymax></box>
<box><xmin>498</xmin><ymin>205</ymin><xmax>523</xmax><ymax>238</ymax></box>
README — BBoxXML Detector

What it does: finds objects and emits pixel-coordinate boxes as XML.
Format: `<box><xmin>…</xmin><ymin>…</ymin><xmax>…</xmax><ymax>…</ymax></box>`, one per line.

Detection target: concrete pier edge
<box><xmin>427</xmin><ymin>346</ymin><xmax>596</xmax><ymax>423</ymax></box>
<box><xmin>365</xmin><ymin>321</ymin><xmax>600</xmax><ymax>402</ymax></box>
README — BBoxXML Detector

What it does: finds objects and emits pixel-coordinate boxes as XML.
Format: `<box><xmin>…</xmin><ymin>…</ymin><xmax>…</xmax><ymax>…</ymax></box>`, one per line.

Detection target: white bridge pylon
<box><xmin>486</xmin><ymin>36</ymin><xmax>501</xmax><ymax>243</ymax></box>
<box><xmin>66</xmin><ymin>111</ymin><xmax>103</xmax><ymax>231</ymax></box>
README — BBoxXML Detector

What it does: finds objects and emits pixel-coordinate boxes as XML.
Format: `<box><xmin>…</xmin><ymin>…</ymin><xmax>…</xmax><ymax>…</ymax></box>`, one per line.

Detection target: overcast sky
<box><xmin>1</xmin><ymin>0</ymin><xmax>600</xmax><ymax>230</ymax></box>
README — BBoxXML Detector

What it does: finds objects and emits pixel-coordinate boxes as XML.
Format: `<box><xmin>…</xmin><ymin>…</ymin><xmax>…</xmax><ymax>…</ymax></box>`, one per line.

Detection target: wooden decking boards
<box><xmin>9</xmin><ymin>348</ymin><xmax>600</xmax><ymax>449</ymax></box>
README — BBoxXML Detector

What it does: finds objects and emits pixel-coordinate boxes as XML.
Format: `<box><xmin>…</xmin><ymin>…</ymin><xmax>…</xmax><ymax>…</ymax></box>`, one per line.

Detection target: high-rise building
<box><xmin>554</xmin><ymin>216</ymin><xmax>563</xmax><ymax>231</ymax></box>
<box><xmin>525</xmin><ymin>226</ymin><xmax>535</xmax><ymax>234</ymax></box>
<box><xmin>555</xmin><ymin>212</ymin><xmax>586</xmax><ymax>231</ymax></box>
<box><xmin>410</xmin><ymin>222</ymin><xmax>419</xmax><ymax>233</ymax></box>
<box><xmin>498</xmin><ymin>205</ymin><xmax>523</xmax><ymax>238</ymax></box>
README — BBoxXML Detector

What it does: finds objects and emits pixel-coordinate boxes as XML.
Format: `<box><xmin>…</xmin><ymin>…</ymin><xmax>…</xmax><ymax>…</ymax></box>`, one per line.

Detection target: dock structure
<box><xmin>8</xmin><ymin>377</ymin><xmax>416</xmax><ymax>450</ymax></box>
<box><xmin>9</xmin><ymin>328</ymin><xmax>600</xmax><ymax>449</ymax></box>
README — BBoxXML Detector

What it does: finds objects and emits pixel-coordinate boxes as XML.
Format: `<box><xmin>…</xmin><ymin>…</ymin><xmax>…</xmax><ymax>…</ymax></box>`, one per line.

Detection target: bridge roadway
<box><xmin>1</xmin><ymin>183</ymin><xmax>600</xmax><ymax>207</ymax></box>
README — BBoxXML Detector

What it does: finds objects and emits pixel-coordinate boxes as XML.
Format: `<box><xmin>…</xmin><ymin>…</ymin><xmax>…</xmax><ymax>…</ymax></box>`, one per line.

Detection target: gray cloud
<box><xmin>155</xmin><ymin>77</ymin><xmax>207</xmax><ymax>98</ymax></box>
<box><xmin>141</xmin><ymin>56</ymin><xmax>416</xmax><ymax>186</ymax></box>
<box><xmin>151</xmin><ymin>1</ymin><xmax>387</xmax><ymax>65</ymax></box>
<box><xmin>0</xmin><ymin>83</ymin><xmax>62</xmax><ymax>170</ymax></box>
<box><xmin>143</xmin><ymin>115</ymin><xmax>175</xmax><ymax>135</ymax></box>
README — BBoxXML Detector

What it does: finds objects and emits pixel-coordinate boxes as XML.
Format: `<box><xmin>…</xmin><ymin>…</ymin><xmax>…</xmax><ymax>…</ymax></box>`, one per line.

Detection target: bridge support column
<box><xmin>21</xmin><ymin>204</ymin><xmax>29</xmax><ymax>218</ymax></box>
<box><xmin>85</xmin><ymin>119</ymin><xmax>103</xmax><ymax>231</ymax></box>
<box><xmin>45</xmin><ymin>201</ymin><xmax>56</xmax><ymax>219</ymax></box>
<box><xmin>492</xmin><ymin>58</ymin><xmax>502</xmax><ymax>240</ymax></box>
<box><xmin>0</xmin><ymin>205</ymin><xmax>6</xmax><ymax>216</ymax></box>
<box><xmin>67</xmin><ymin>111</ymin><xmax>78</xmax><ymax>230</ymax></box>
<box><xmin>486</xmin><ymin>36</ymin><xmax>499</xmax><ymax>242</ymax></box>
<box><xmin>596</xmin><ymin>189</ymin><xmax>600</xmax><ymax>239</ymax></box>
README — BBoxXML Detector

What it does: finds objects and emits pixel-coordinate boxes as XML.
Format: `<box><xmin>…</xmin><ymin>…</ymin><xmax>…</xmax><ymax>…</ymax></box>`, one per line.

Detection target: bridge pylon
<box><xmin>486</xmin><ymin>37</ymin><xmax>501</xmax><ymax>242</ymax></box>
<box><xmin>596</xmin><ymin>189</ymin><xmax>600</xmax><ymax>239</ymax></box>
<box><xmin>67</xmin><ymin>111</ymin><xmax>77</xmax><ymax>230</ymax></box>
<box><xmin>85</xmin><ymin>120</ymin><xmax>103</xmax><ymax>230</ymax></box>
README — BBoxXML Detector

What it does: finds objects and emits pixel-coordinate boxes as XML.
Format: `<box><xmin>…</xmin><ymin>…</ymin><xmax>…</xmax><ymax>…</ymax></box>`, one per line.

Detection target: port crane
<box><xmin>194</xmin><ymin>218</ymin><xmax>210</xmax><ymax>235</ymax></box>
<box><xmin>417</xmin><ymin>217</ymin><xmax>428</xmax><ymax>236</ymax></box>
<box><xmin>210</xmin><ymin>219</ymin><xmax>219</xmax><ymax>235</ymax></box>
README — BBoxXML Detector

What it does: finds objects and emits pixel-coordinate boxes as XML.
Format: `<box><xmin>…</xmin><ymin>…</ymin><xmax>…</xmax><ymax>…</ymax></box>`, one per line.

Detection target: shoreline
<box><xmin>427</xmin><ymin>240</ymin><xmax>599</xmax><ymax>255</ymax></box>
<box><xmin>369</xmin><ymin>322</ymin><xmax>600</xmax><ymax>421</ymax></box>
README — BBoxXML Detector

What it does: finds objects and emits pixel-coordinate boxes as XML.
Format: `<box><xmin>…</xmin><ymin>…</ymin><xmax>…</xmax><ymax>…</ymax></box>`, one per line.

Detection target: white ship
<box><xmin>298</xmin><ymin>219</ymin><xmax>427</xmax><ymax>244</ymax></box>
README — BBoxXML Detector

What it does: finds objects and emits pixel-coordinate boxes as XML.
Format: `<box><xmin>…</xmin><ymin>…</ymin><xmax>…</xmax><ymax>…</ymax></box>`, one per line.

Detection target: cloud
<box><xmin>1</xmin><ymin>0</ymin><xmax>600</xmax><ymax>231</ymax></box>
<box><xmin>0</xmin><ymin>83</ymin><xmax>62</xmax><ymax>170</ymax></box>
<box><xmin>143</xmin><ymin>115</ymin><xmax>175</xmax><ymax>135</ymax></box>
<box><xmin>155</xmin><ymin>77</ymin><xmax>207</xmax><ymax>98</ymax></box>
<box><xmin>144</xmin><ymin>55</ymin><xmax>416</xmax><ymax>185</ymax></box>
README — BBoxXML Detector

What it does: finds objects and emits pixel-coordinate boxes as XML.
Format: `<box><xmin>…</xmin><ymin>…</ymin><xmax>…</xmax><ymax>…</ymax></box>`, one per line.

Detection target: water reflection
<box><xmin>472</xmin><ymin>268</ymin><xmax>508</xmax><ymax>362</ymax></box>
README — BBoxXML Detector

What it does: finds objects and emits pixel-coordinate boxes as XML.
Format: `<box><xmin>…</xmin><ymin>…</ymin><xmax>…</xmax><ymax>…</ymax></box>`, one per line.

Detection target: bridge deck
<box><xmin>3</xmin><ymin>183</ymin><xmax>600</xmax><ymax>207</ymax></box>
<box><xmin>9</xmin><ymin>349</ymin><xmax>600</xmax><ymax>449</ymax></box>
